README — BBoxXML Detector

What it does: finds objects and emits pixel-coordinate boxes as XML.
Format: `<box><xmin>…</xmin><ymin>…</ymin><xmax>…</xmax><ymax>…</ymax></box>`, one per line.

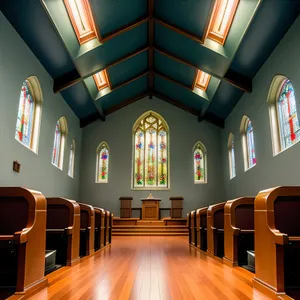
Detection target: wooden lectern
<box><xmin>141</xmin><ymin>194</ymin><xmax>161</xmax><ymax>220</ymax></box>
<box><xmin>119</xmin><ymin>197</ymin><xmax>133</xmax><ymax>218</ymax></box>
<box><xmin>169</xmin><ymin>197</ymin><xmax>184</xmax><ymax>218</ymax></box>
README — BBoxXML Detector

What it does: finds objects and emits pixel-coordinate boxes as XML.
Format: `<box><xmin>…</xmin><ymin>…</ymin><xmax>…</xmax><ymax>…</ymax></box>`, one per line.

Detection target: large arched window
<box><xmin>132</xmin><ymin>111</ymin><xmax>169</xmax><ymax>189</ymax></box>
<box><xmin>96</xmin><ymin>142</ymin><xmax>109</xmax><ymax>183</ymax></box>
<box><xmin>15</xmin><ymin>77</ymin><xmax>42</xmax><ymax>152</ymax></box>
<box><xmin>268</xmin><ymin>76</ymin><xmax>300</xmax><ymax>155</ymax></box>
<box><xmin>240</xmin><ymin>116</ymin><xmax>256</xmax><ymax>171</ymax></box>
<box><xmin>68</xmin><ymin>139</ymin><xmax>76</xmax><ymax>178</ymax></box>
<box><xmin>193</xmin><ymin>142</ymin><xmax>207</xmax><ymax>184</ymax></box>
<box><xmin>51</xmin><ymin>116</ymin><xmax>68</xmax><ymax>170</ymax></box>
<box><xmin>228</xmin><ymin>133</ymin><xmax>236</xmax><ymax>179</ymax></box>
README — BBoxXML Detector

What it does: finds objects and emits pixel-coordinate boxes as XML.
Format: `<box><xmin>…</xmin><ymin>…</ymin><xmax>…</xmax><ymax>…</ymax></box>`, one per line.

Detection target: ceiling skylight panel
<box><xmin>195</xmin><ymin>70</ymin><xmax>211</xmax><ymax>91</ymax></box>
<box><xmin>93</xmin><ymin>70</ymin><xmax>109</xmax><ymax>91</ymax></box>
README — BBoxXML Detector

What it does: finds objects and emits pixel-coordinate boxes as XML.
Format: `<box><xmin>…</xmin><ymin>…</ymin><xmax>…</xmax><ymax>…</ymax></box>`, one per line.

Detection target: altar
<box><xmin>141</xmin><ymin>195</ymin><xmax>161</xmax><ymax>220</ymax></box>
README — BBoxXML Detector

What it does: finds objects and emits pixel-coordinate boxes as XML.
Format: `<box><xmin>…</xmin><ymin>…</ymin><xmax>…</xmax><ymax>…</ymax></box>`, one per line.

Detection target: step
<box><xmin>112</xmin><ymin>232</ymin><xmax>189</xmax><ymax>236</ymax></box>
<box><xmin>112</xmin><ymin>225</ymin><xmax>188</xmax><ymax>229</ymax></box>
<box><xmin>112</xmin><ymin>229</ymin><xmax>188</xmax><ymax>232</ymax></box>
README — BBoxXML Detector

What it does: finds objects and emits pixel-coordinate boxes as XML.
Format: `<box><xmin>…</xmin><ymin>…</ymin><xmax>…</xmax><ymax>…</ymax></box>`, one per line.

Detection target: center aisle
<box><xmin>29</xmin><ymin>237</ymin><xmax>269</xmax><ymax>300</ymax></box>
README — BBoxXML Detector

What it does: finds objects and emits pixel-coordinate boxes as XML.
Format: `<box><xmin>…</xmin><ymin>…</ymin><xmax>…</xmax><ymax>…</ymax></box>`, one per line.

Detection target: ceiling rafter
<box><xmin>54</xmin><ymin>46</ymin><xmax>149</xmax><ymax>93</ymax></box>
<box><xmin>153</xmin><ymin>47</ymin><xmax>252</xmax><ymax>93</ymax></box>
<box><xmin>148</xmin><ymin>0</ymin><xmax>154</xmax><ymax>97</ymax></box>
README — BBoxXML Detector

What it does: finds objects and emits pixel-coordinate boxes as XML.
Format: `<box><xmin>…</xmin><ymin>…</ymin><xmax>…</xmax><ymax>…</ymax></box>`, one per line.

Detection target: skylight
<box><xmin>207</xmin><ymin>0</ymin><xmax>239</xmax><ymax>45</ymax></box>
<box><xmin>195</xmin><ymin>70</ymin><xmax>211</xmax><ymax>91</ymax></box>
<box><xmin>93</xmin><ymin>70</ymin><xmax>109</xmax><ymax>91</ymax></box>
<box><xmin>64</xmin><ymin>0</ymin><xmax>98</xmax><ymax>45</ymax></box>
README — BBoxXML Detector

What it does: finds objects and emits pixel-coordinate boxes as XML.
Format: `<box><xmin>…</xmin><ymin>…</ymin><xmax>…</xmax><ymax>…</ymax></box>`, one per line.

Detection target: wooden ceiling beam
<box><xmin>153</xmin><ymin>18</ymin><xmax>204</xmax><ymax>44</ymax></box>
<box><xmin>148</xmin><ymin>0</ymin><xmax>154</xmax><ymax>95</ymax></box>
<box><xmin>152</xmin><ymin>47</ymin><xmax>252</xmax><ymax>93</ymax></box>
<box><xmin>105</xmin><ymin>91</ymin><xmax>150</xmax><ymax>116</ymax></box>
<box><xmin>54</xmin><ymin>47</ymin><xmax>149</xmax><ymax>93</ymax></box>
<box><xmin>101</xmin><ymin>17</ymin><xmax>150</xmax><ymax>43</ymax></box>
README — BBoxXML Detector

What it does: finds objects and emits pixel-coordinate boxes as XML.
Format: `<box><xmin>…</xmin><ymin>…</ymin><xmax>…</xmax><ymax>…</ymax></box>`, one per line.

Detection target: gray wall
<box><xmin>0</xmin><ymin>12</ymin><xmax>82</xmax><ymax>200</ymax></box>
<box><xmin>79</xmin><ymin>96</ymin><xmax>225</xmax><ymax>216</ymax></box>
<box><xmin>222</xmin><ymin>16</ymin><xmax>300</xmax><ymax>200</ymax></box>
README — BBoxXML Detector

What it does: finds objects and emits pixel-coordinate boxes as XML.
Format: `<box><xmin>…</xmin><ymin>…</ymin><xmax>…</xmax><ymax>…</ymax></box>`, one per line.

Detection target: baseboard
<box><xmin>223</xmin><ymin>256</ymin><xmax>238</xmax><ymax>267</ymax></box>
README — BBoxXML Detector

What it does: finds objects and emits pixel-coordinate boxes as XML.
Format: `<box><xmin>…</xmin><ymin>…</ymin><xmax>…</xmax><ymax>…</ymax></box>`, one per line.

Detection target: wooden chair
<box><xmin>190</xmin><ymin>210</ymin><xmax>196</xmax><ymax>246</ymax></box>
<box><xmin>253</xmin><ymin>186</ymin><xmax>300</xmax><ymax>300</ymax></box>
<box><xmin>196</xmin><ymin>207</ymin><xmax>208</xmax><ymax>251</ymax></box>
<box><xmin>207</xmin><ymin>202</ymin><xmax>225</xmax><ymax>259</ymax></box>
<box><xmin>0</xmin><ymin>187</ymin><xmax>48</xmax><ymax>296</ymax></box>
<box><xmin>169</xmin><ymin>197</ymin><xmax>184</xmax><ymax>218</ymax></box>
<box><xmin>79</xmin><ymin>203</ymin><xmax>95</xmax><ymax>257</ymax></box>
<box><xmin>46</xmin><ymin>197</ymin><xmax>80</xmax><ymax>266</ymax></box>
<box><xmin>223</xmin><ymin>197</ymin><xmax>255</xmax><ymax>267</ymax></box>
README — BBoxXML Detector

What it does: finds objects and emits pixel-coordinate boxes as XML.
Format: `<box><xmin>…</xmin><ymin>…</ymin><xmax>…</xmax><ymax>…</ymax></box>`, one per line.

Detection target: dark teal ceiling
<box><xmin>1</xmin><ymin>0</ymin><xmax>299</xmax><ymax>128</ymax></box>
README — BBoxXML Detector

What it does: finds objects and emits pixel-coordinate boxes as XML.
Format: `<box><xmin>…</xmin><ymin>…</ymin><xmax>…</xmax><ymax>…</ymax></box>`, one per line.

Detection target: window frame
<box><xmin>68</xmin><ymin>139</ymin><xmax>76</xmax><ymax>178</ymax></box>
<box><xmin>268</xmin><ymin>75</ymin><xmax>300</xmax><ymax>156</ymax></box>
<box><xmin>228</xmin><ymin>133</ymin><xmax>236</xmax><ymax>179</ymax></box>
<box><xmin>131</xmin><ymin>110</ymin><xmax>170</xmax><ymax>191</ymax></box>
<box><xmin>96</xmin><ymin>142</ymin><xmax>110</xmax><ymax>183</ymax></box>
<box><xmin>51</xmin><ymin>116</ymin><xmax>68</xmax><ymax>170</ymax></box>
<box><xmin>240</xmin><ymin>115</ymin><xmax>256</xmax><ymax>171</ymax></box>
<box><xmin>193</xmin><ymin>142</ymin><xmax>207</xmax><ymax>184</ymax></box>
<box><xmin>15</xmin><ymin>76</ymin><xmax>43</xmax><ymax>153</ymax></box>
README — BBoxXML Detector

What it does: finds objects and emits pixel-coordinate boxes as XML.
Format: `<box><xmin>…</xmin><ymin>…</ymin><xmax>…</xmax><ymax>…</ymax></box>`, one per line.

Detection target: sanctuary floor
<box><xmin>28</xmin><ymin>237</ymin><xmax>269</xmax><ymax>300</ymax></box>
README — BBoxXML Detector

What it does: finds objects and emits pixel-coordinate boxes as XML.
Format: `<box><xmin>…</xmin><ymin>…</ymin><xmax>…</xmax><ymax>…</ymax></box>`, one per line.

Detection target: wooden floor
<box><xmin>28</xmin><ymin>237</ymin><xmax>270</xmax><ymax>300</ymax></box>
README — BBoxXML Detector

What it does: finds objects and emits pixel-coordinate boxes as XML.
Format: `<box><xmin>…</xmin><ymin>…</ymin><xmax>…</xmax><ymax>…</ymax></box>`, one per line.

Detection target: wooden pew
<box><xmin>94</xmin><ymin>207</ymin><xmax>102</xmax><ymax>251</ymax></box>
<box><xmin>99</xmin><ymin>208</ymin><xmax>106</xmax><ymax>248</ymax></box>
<box><xmin>79</xmin><ymin>203</ymin><xmax>95</xmax><ymax>257</ymax></box>
<box><xmin>223</xmin><ymin>197</ymin><xmax>255</xmax><ymax>267</ymax></box>
<box><xmin>253</xmin><ymin>186</ymin><xmax>300</xmax><ymax>300</ymax></box>
<box><xmin>46</xmin><ymin>198</ymin><xmax>80</xmax><ymax>267</ymax></box>
<box><xmin>196</xmin><ymin>207</ymin><xmax>208</xmax><ymax>251</ymax></box>
<box><xmin>207</xmin><ymin>202</ymin><xmax>225</xmax><ymax>259</ymax></box>
<box><xmin>104</xmin><ymin>210</ymin><xmax>112</xmax><ymax>246</ymax></box>
<box><xmin>188</xmin><ymin>212</ymin><xmax>192</xmax><ymax>244</ymax></box>
<box><xmin>190</xmin><ymin>210</ymin><xmax>196</xmax><ymax>246</ymax></box>
<box><xmin>0</xmin><ymin>187</ymin><xmax>47</xmax><ymax>296</ymax></box>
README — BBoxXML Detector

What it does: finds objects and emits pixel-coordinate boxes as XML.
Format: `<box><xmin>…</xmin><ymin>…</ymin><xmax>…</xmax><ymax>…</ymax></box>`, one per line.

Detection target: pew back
<box><xmin>196</xmin><ymin>207</ymin><xmax>208</xmax><ymax>250</ymax></box>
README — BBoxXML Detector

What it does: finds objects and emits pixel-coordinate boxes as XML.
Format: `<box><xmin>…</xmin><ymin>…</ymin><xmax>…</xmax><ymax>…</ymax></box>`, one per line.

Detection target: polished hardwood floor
<box><xmin>28</xmin><ymin>237</ymin><xmax>269</xmax><ymax>300</ymax></box>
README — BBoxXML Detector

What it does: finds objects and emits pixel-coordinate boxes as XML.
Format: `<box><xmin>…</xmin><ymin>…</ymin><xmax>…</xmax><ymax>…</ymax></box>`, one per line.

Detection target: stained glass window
<box><xmin>68</xmin><ymin>139</ymin><xmax>75</xmax><ymax>178</ymax></box>
<box><xmin>133</xmin><ymin>112</ymin><xmax>169</xmax><ymax>188</ymax></box>
<box><xmin>246</xmin><ymin>120</ymin><xmax>256</xmax><ymax>168</ymax></box>
<box><xmin>193</xmin><ymin>143</ymin><xmax>206</xmax><ymax>183</ymax></box>
<box><xmin>277</xmin><ymin>80</ymin><xmax>300</xmax><ymax>150</ymax></box>
<box><xmin>15</xmin><ymin>80</ymin><xmax>35</xmax><ymax>148</ymax></box>
<box><xmin>52</xmin><ymin>121</ymin><xmax>61</xmax><ymax>167</ymax></box>
<box><xmin>228</xmin><ymin>134</ymin><xmax>236</xmax><ymax>179</ymax></box>
<box><xmin>96</xmin><ymin>143</ymin><xmax>109</xmax><ymax>183</ymax></box>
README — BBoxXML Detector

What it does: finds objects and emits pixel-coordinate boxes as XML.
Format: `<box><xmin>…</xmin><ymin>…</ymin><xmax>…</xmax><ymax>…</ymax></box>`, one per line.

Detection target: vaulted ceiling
<box><xmin>1</xmin><ymin>0</ymin><xmax>299</xmax><ymax>128</ymax></box>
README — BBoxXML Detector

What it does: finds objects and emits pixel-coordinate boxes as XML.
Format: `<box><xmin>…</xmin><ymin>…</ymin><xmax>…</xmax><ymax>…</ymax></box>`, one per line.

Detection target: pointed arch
<box><xmin>268</xmin><ymin>75</ymin><xmax>300</xmax><ymax>155</ymax></box>
<box><xmin>51</xmin><ymin>116</ymin><xmax>68</xmax><ymax>170</ymax></box>
<box><xmin>240</xmin><ymin>115</ymin><xmax>256</xmax><ymax>171</ymax></box>
<box><xmin>228</xmin><ymin>133</ymin><xmax>236</xmax><ymax>179</ymax></box>
<box><xmin>15</xmin><ymin>76</ymin><xmax>43</xmax><ymax>153</ymax></box>
<box><xmin>68</xmin><ymin>138</ymin><xmax>76</xmax><ymax>178</ymax></box>
<box><xmin>193</xmin><ymin>141</ymin><xmax>207</xmax><ymax>184</ymax></box>
<box><xmin>132</xmin><ymin>110</ymin><xmax>170</xmax><ymax>189</ymax></box>
<box><xmin>96</xmin><ymin>141</ymin><xmax>110</xmax><ymax>183</ymax></box>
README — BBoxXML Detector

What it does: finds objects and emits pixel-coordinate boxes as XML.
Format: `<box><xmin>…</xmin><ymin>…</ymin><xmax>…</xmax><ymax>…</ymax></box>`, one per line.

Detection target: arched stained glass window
<box><xmin>277</xmin><ymin>80</ymin><xmax>300</xmax><ymax>149</ymax></box>
<box><xmin>68</xmin><ymin>139</ymin><xmax>75</xmax><ymax>178</ymax></box>
<box><xmin>96</xmin><ymin>142</ymin><xmax>109</xmax><ymax>183</ymax></box>
<box><xmin>51</xmin><ymin>117</ymin><xmax>68</xmax><ymax>170</ymax></box>
<box><xmin>228</xmin><ymin>133</ymin><xmax>236</xmax><ymax>179</ymax></box>
<box><xmin>193</xmin><ymin>142</ymin><xmax>207</xmax><ymax>183</ymax></box>
<box><xmin>133</xmin><ymin>111</ymin><xmax>169</xmax><ymax>189</ymax></box>
<box><xmin>15</xmin><ymin>77</ymin><xmax>42</xmax><ymax>152</ymax></box>
<box><xmin>240</xmin><ymin>116</ymin><xmax>256</xmax><ymax>171</ymax></box>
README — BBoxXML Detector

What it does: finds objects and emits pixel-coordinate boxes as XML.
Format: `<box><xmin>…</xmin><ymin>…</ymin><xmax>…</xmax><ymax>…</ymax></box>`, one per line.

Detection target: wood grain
<box><xmin>24</xmin><ymin>236</ymin><xmax>271</xmax><ymax>300</ymax></box>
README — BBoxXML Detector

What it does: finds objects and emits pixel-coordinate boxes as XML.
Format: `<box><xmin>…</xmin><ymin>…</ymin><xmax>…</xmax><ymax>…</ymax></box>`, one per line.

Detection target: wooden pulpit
<box><xmin>141</xmin><ymin>196</ymin><xmax>161</xmax><ymax>220</ymax></box>
<box><xmin>169</xmin><ymin>197</ymin><xmax>184</xmax><ymax>218</ymax></box>
<box><xmin>119</xmin><ymin>197</ymin><xmax>133</xmax><ymax>218</ymax></box>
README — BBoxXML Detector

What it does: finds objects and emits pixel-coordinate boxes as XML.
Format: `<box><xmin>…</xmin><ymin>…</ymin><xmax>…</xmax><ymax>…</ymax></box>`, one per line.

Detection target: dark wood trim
<box><xmin>54</xmin><ymin>47</ymin><xmax>149</xmax><ymax>93</ymax></box>
<box><xmin>112</xmin><ymin>71</ymin><xmax>150</xmax><ymax>91</ymax></box>
<box><xmin>154</xmin><ymin>71</ymin><xmax>191</xmax><ymax>91</ymax></box>
<box><xmin>101</xmin><ymin>17</ymin><xmax>150</xmax><ymax>43</ymax></box>
<box><xmin>53</xmin><ymin>69</ymin><xmax>81</xmax><ymax>94</ymax></box>
<box><xmin>153</xmin><ymin>18</ymin><xmax>204</xmax><ymax>44</ymax></box>
<box><xmin>152</xmin><ymin>91</ymin><xmax>199</xmax><ymax>116</ymax></box>
<box><xmin>80</xmin><ymin>112</ymin><xmax>102</xmax><ymax>128</ymax></box>
<box><xmin>105</xmin><ymin>91</ymin><xmax>150</xmax><ymax>116</ymax></box>
<box><xmin>153</xmin><ymin>47</ymin><xmax>252</xmax><ymax>93</ymax></box>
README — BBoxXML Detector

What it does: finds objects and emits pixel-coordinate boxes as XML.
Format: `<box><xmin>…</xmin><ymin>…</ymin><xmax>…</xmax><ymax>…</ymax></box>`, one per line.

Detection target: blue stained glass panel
<box><xmin>246</xmin><ymin>120</ymin><xmax>256</xmax><ymax>168</ymax></box>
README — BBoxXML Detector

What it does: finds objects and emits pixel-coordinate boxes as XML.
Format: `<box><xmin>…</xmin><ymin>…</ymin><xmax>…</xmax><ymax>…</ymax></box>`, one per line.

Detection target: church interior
<box><xmin>0</xmin><ymin>0</ymin><xmax>300</xmax><ymax>299</ymax></box>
